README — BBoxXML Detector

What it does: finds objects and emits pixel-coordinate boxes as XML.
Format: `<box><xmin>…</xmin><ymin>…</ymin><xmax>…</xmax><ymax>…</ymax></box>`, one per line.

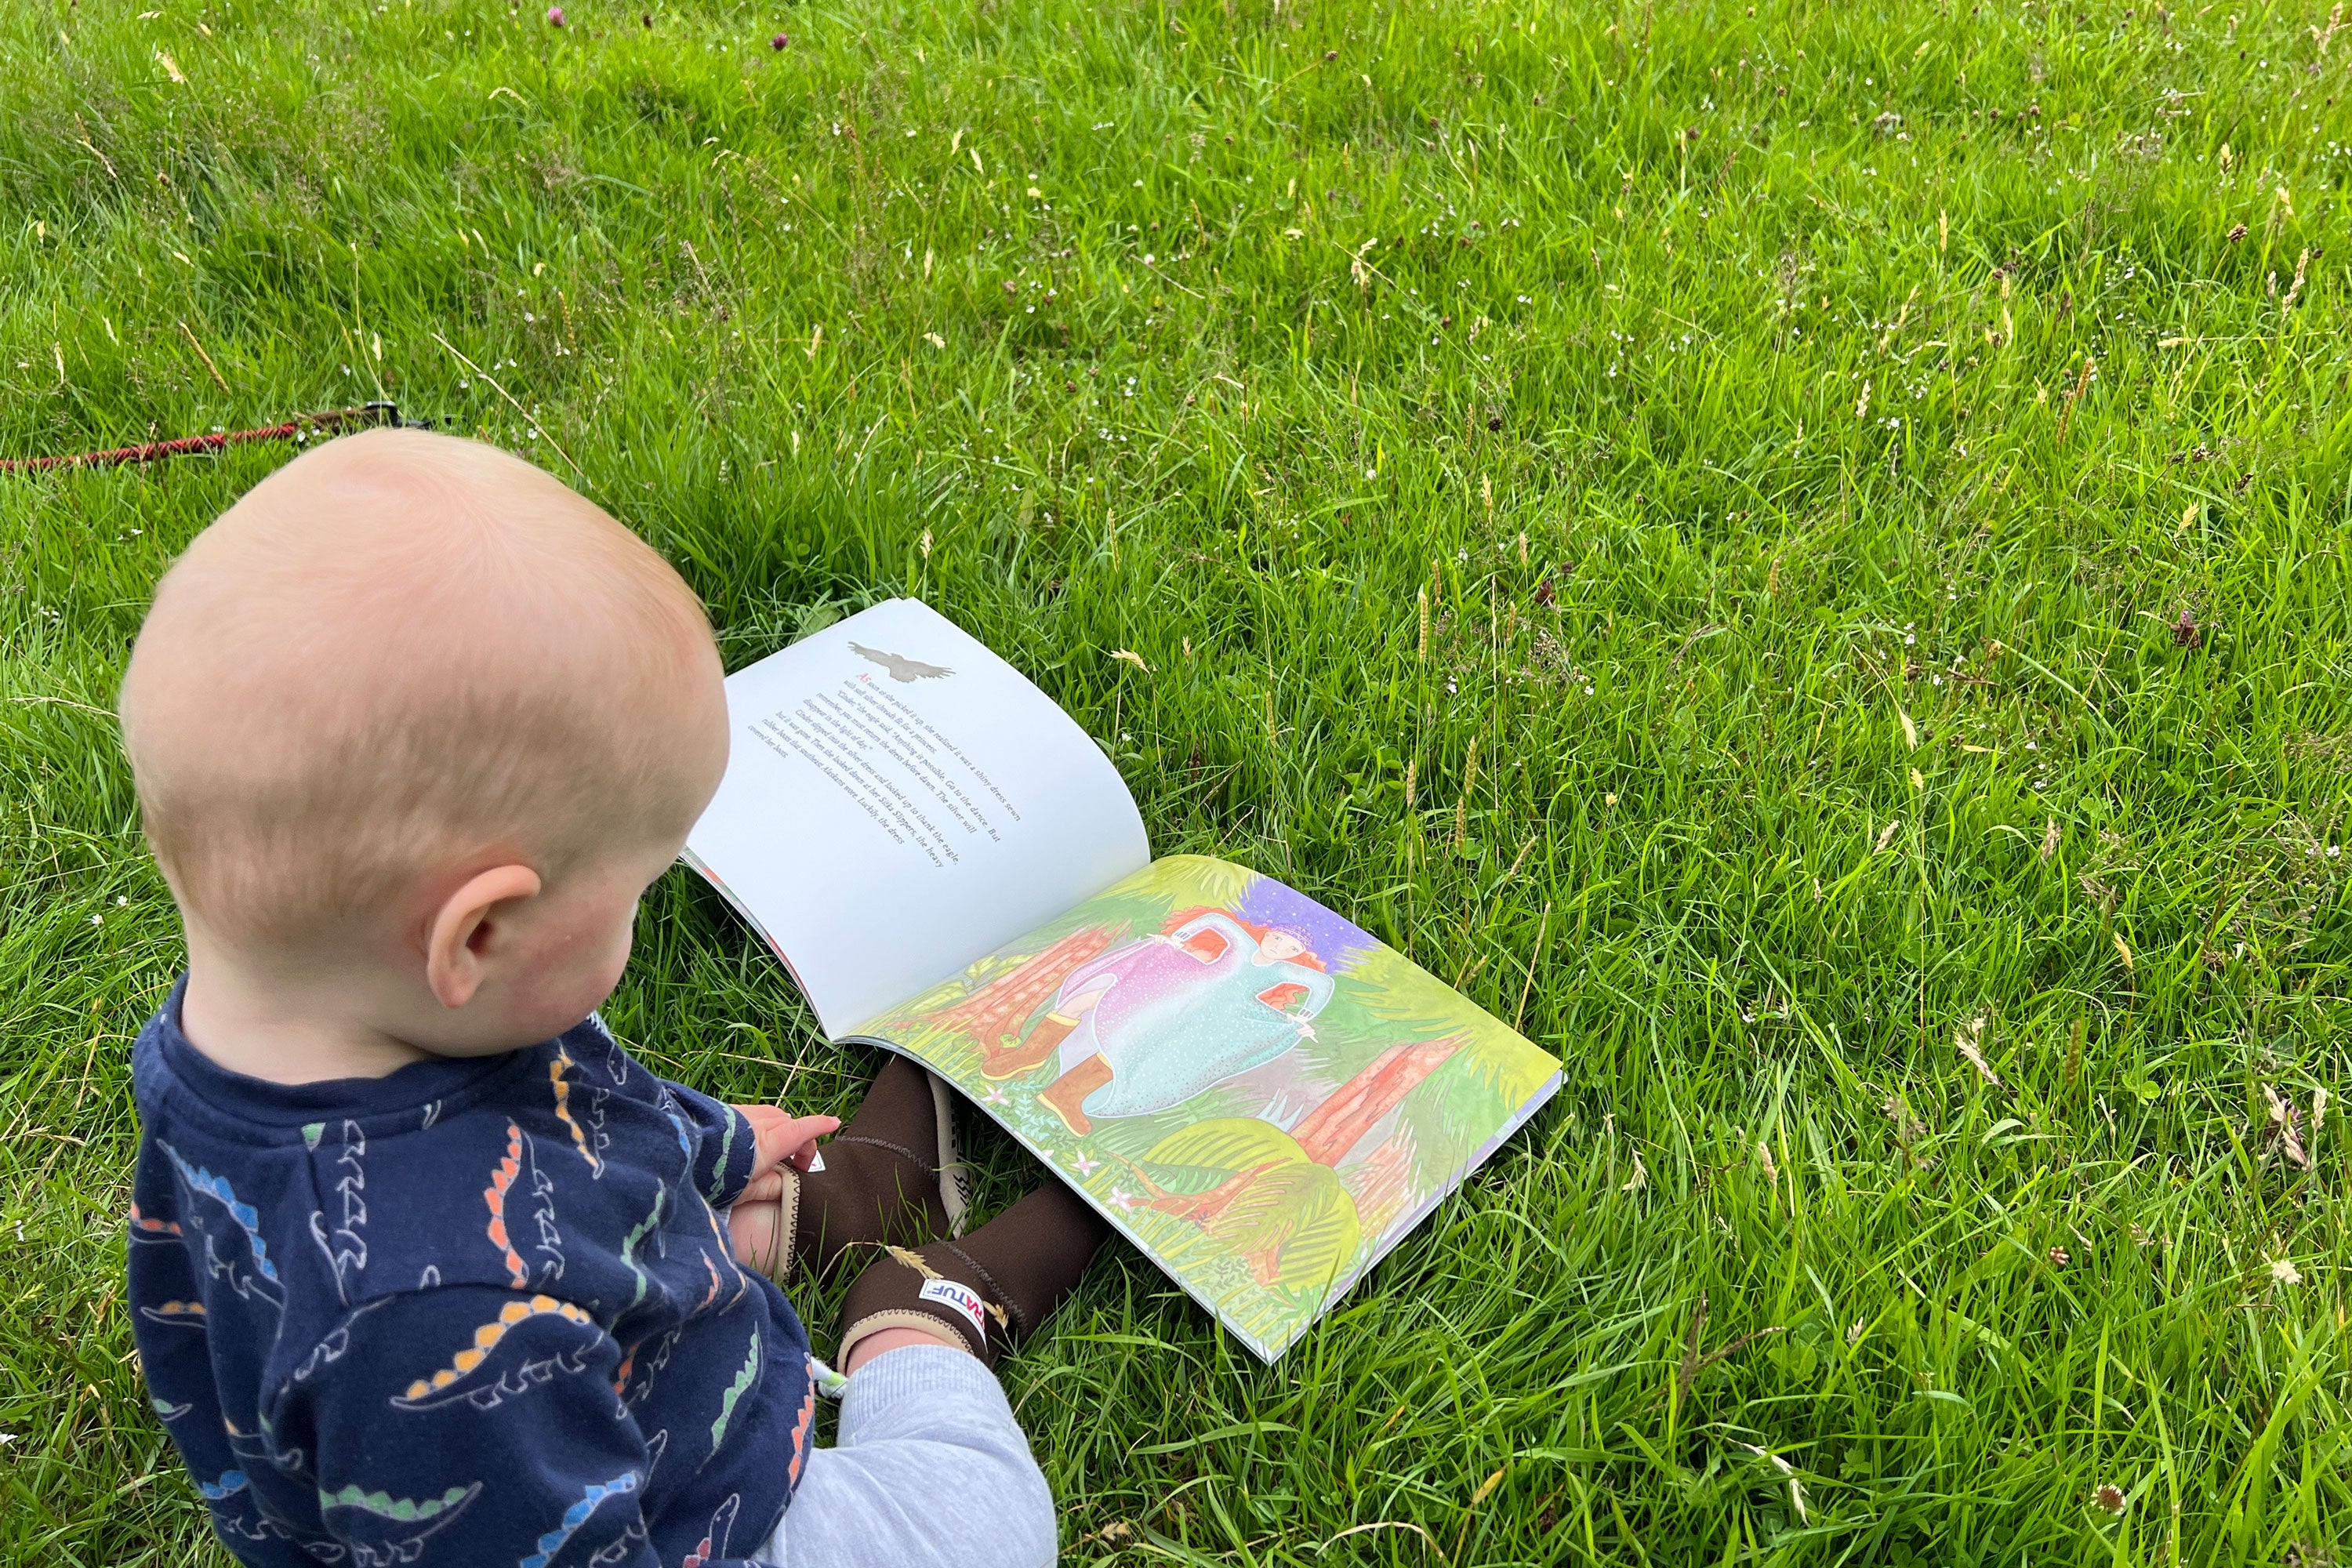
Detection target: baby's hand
<box><xmin>728</xmin><ymin>1106</ymin><xmax>834</xmax><ymax>1276</ymax></box>
<box><xmin>732</xmin><ymin>1105</ymin><xmax>839</xmax><ymax>1205</ymax></box>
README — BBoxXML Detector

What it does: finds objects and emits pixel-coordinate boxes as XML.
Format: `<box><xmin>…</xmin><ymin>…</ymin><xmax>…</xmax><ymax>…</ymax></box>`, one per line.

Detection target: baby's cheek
<box><xmin>596</xmin><ymin>908</ymin><xmax>637</xmax><ymax>985</ymax></box>
<box><xmin>514</xmin><ymin>914</ymin><xmax>633</xmax><ymax>1031</ymax></box>
<box><xmin>571</xmin><ymin>919</ymin><xmax>634</xmax><ymax>1006</ymax></box>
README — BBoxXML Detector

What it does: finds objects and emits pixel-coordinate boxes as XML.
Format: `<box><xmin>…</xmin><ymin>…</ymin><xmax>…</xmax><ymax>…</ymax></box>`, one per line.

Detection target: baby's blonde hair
<box><xmin>120</xmin><ymin>430</ymin><xmax>724</xmax><ymax>950</ymax></box>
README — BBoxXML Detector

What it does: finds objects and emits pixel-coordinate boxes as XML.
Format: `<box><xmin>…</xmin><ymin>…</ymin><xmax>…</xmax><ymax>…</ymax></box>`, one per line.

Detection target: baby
<box><xmin>118</xmin><ymin>429</ymin><xmax>1107</xmax><ymax>1567</ymax></box>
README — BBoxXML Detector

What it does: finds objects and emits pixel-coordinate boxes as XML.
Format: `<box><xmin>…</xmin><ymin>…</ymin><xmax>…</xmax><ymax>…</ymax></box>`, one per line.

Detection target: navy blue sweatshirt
<box><xmin>127</xmin><ymin>981</ymin><xmax>812</xmax><ymax>1566</ymax></box>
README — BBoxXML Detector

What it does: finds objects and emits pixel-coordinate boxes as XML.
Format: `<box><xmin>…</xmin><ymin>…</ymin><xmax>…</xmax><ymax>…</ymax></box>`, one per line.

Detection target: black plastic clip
<box><xmin>363</xmin><ymin>401</ymin><xmax>436</xmax><ymax>430</ymax></box>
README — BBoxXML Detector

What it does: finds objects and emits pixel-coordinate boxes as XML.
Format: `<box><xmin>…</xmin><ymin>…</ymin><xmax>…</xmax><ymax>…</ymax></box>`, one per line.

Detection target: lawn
<box><xmin>5</xmin><ymin>0</ymin><xmax>2351</xmax><ymax>1559</ymax></box>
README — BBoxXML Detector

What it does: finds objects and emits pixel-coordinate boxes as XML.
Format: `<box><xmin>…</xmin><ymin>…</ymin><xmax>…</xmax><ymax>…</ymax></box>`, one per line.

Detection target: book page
<box><xmin>846</xmin><ymin>855</ymin><xmax>1561</xmax><ymax>1360</ymax></box>
<box><xmin>684</xmin><ymin>599</ymin><xmax>1151</xmax><ymax>1036</ymax></box>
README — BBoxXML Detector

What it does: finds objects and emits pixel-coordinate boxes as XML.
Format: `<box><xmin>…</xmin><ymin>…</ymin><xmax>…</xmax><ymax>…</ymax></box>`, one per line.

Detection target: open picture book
<box><xmin>684</xmin><ymin>599</ymin><xmax>1560</xmax><ymax>1360</ymax></box>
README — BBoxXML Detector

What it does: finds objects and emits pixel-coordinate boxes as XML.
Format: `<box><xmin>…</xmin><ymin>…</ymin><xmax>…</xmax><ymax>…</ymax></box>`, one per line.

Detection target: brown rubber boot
<box><xmin>764</xmin><ymin>1057</ymin><xmax>970</xmax><ymax>1287</ymax></box>
<box><xmin>982</xmin><ymin>1011</ymin><xmax>1080</xmax><ymax>1080</ymax></box>
<box><xmin>1039</xmin><ymin>1054</ymin><xmax>1114</xmax><ymax>1137</ymax></box>
<box><xmin>837</xmin><ymin>1179</ymin><xmax>1112</xmax><ymax>1369</ymax></box>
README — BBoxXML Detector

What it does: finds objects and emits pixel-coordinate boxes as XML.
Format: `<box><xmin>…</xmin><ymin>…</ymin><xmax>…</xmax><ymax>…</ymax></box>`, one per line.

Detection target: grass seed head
<box><xmin>2263</xmin><ymin>1084</ymin><xmax>2310</xmax><ymax>1169</ymax></box>
<box><xmin>1956</xmin><ymin>1016</ymin><xmax>2002</xmax><ymax>1087</ymax></box>
<box><xmin>1454</xmin><ymin>737</ymin><xmax>1479</xmax><ymax>849</ymax></box>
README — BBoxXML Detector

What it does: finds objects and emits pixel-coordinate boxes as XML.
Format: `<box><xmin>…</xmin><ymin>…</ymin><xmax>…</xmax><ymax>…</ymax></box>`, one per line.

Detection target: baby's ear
<box><xmin>423</xmin><ymin>864</ymin><xmax>543</xmax><ymax>1007</ymax></box>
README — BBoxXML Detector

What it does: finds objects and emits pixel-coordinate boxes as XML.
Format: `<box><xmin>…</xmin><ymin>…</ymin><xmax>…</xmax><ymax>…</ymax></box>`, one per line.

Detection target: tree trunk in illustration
<box><xmin>1289</xmin><ymin>1034</ymin><xmax>1464</xmax><ymax>1167</ymax></box>
<box><xmin>1140</xmin><ymin>1160</ymin><xmax>1287</xmax><ymax>1225</ymax></box>
<box><xmin>1122</xmin><ymin>1036</ymin><xmax>1465</xmax><ymax>1288</ymax></box>
<box><xmin>932</xmin><ymin>927</ymin><xmax>1116</xmax><ymax>1041</ymax></box>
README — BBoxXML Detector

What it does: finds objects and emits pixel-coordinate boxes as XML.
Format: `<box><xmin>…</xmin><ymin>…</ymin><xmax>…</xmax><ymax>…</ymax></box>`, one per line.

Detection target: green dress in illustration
<box><xmin>1030</xmin><ymin>913</ymin><xmax>1337</xmax><ymax>1131</ymax></box>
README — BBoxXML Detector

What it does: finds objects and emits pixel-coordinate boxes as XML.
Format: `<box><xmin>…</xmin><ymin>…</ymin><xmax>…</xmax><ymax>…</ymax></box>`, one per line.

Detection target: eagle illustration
<box><xmin>848</xmin><ymin>642</ymin><xmax>954</xmax><ymax>682</ymax></box>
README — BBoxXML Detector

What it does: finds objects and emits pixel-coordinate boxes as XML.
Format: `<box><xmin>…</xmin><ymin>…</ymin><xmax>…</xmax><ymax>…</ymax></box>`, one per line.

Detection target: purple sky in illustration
<box><xmin>1234</xmin><ymin>877</ymin><xmax>1376</xmax><ymax>974</ymax></box>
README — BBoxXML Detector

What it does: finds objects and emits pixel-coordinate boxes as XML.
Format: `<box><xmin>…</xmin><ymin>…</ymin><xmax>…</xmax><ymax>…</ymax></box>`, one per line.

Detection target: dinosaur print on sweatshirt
<box><xmin>393</xmin><ymin>1295</ymin><xmax>601</xmax><ymax>1412</ymax></box>
<box><xmin>129</xmin><ymin>993</ymin><xmax>809</xmax><ymax>1566</ymax></box>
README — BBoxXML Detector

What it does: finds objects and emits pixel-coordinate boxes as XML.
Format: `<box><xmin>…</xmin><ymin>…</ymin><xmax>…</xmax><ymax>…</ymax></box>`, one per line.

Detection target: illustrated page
<box><xmin>684</xmin><ymin>599</ymin><xmax>1152</xmax><ymax>1036</ymax></box>
<box><xmin>850</xmin><ymin>855</ymin><xmax>1561</xmax><ymax>1360</ymax></box>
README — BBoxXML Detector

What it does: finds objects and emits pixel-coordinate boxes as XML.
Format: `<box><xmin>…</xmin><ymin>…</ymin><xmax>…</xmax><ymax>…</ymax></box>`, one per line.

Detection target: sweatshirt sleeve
<box><xmin>272</xmin><ymin>1287</ymin><xmax>768</xmax><ymax>1568</ymax></box>
<box><xmin>664</xmin><ymin>1080</ymin><xmax>761</xmax><ymax>1210</ymax></box>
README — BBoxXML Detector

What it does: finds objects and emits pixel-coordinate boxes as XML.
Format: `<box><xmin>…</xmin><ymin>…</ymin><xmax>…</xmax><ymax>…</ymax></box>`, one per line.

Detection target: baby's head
<box><xmin>120</xmin><ymin>429</ymin><xmax>728</xmax><ymax>1062</ymax></box>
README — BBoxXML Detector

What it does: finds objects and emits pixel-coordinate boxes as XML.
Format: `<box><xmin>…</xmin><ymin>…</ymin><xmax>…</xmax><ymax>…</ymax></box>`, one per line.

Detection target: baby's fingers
<box><xmin>752</xmin><ymin>1112</ymin><xmax>839</xmax><ymax>1175</ymax></box>
<box><xmin>736</xmin><ymin>1168</ymin><xmax>790</xmax><ymax>1205</ymax></box>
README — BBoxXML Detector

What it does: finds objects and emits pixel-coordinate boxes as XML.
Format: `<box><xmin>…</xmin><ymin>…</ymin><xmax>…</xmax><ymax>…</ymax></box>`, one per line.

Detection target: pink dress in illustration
<box><xmin>985</xmin><ymin>913</ymin><xmax>1335</xmax><ymax>1135</ymax></box>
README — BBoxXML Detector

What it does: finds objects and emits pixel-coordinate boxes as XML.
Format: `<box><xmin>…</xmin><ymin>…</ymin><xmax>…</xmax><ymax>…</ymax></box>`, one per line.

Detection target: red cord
<box><xmin>0</xmin><ymin>405</ymin><xmax>406</xmax><ymax>474</ymax></box>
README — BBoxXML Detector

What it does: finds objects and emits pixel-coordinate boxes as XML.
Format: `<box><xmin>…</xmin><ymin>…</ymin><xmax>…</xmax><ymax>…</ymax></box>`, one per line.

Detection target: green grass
<box><xmin>5</xmin><ymin>0</ymin><xmax>2352</xmax><ymax>1559</ymax></box>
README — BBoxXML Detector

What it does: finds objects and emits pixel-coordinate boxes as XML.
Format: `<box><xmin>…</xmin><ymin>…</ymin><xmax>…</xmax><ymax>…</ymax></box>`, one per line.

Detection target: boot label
<box><xmin>918</xmin><ymin>1278</ymin><xmax>989</xmax><ymax>1337</ymax></box>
